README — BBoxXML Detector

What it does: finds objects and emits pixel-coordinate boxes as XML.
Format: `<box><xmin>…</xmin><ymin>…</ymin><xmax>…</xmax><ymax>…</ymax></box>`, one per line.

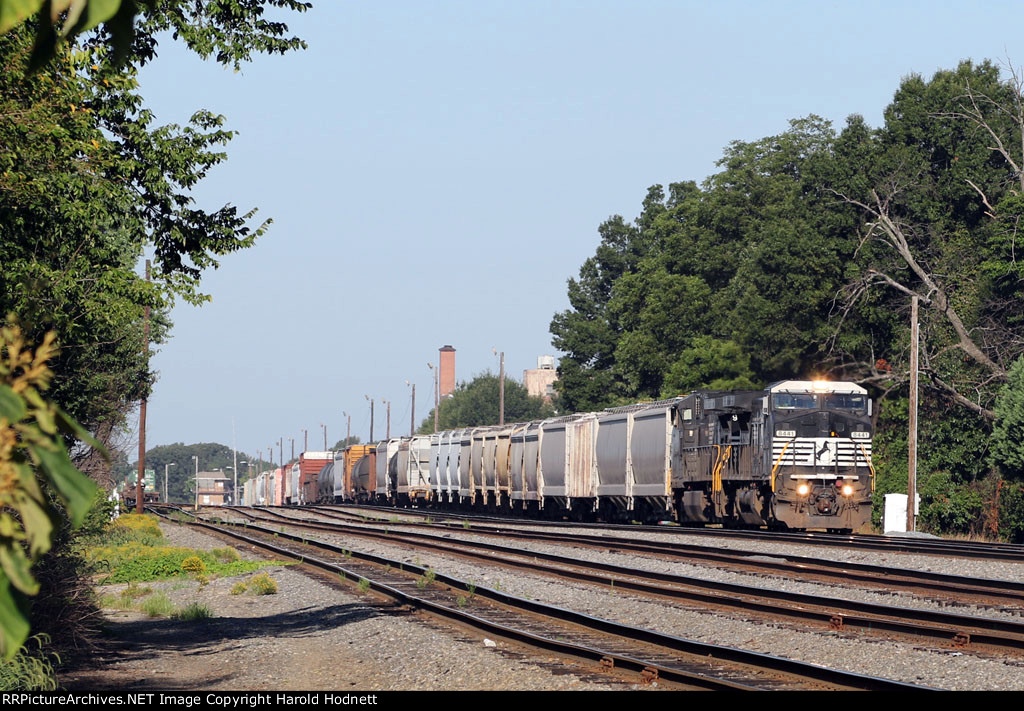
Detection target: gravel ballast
<box><xmin>59</xmin><ymin>522</ymin><xmax>641</xmax><ymax>691</ymax></box>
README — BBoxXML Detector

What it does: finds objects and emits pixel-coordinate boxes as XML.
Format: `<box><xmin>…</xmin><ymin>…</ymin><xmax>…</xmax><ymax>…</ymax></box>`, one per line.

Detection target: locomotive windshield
<box><xmin>772</xmin><ymin>393</ymin><xmax>817</xmax><ymax>410</ymax></box>
<box><xmin>822</xmin><ymin>393</ymin><xmax>867</xmax><ymax>413</ymax></box>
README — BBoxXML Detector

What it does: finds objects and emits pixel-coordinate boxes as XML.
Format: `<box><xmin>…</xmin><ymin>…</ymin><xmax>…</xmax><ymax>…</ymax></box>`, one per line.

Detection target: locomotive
<box><xmin>271</xmin><ymin>379</ymin><xmax>874</xmax><ymax>531</ymax></box>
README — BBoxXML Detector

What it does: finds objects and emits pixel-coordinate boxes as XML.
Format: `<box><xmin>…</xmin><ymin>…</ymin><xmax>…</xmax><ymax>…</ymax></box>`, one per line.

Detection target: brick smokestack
<box><xmin>439</xmin><ymin>345</ymin><xmax>456</xmax><ymax>398</ymax></box>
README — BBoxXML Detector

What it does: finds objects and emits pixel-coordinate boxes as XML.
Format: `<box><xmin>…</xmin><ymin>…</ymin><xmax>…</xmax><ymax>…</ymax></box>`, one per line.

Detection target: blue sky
<box><xmin>136</xmin><ymin>0</ymin><xmax>1024</xmax><ymax>462</ymax></box>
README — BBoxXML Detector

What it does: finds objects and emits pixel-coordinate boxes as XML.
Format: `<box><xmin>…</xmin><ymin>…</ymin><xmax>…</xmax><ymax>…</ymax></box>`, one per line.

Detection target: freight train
<box><xmin>246</xmin><ymin>380</ymin><xmax>875</xmax><ymax>532</ymax></box>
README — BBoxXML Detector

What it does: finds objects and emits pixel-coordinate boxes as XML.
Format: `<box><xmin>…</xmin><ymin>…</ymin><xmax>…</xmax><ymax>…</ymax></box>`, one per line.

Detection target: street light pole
<box><xmin>428</xmin><ymin>362</ymin><xmax>439</xmax><ymax>433</ymax></box>
<box><xmin>192</xmin><ymin>455</ymin><xmax>198</xmax><ymax>512</ymax></box>
<box><xmin>164</xmin><ymin>462</ymin><xmax>176</xmax><ymax>504</ymax></box>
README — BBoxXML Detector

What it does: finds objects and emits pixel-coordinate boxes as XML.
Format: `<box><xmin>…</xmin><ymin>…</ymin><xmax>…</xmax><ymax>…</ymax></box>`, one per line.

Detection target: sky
<box><xmin>135</xmin><ymin>0</ymin><xmax>1024</xmax><ymax>464</ymax></box>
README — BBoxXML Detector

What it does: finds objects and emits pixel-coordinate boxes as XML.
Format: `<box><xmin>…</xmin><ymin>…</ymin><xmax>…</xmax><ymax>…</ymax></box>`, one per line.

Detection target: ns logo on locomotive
<box><xmin>259</xmin><ymin>380</ymin><xmax>873</xmax><ymax>533</ymax></box>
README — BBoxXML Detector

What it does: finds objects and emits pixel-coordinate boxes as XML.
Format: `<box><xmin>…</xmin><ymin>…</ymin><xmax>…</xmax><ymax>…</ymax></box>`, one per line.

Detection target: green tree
<box><xmin>992</xmin><ymin>356</ymin><xmax>1024</xmax><ymax>477</ymax></box>
<box><xmin>418</xmin><ymin>373</ymin><xmax>556</xmax><ymax>433</ymax></box>
<box><xmin>834</xmin><ymin>60</ymin><xmax>1024</xmax><ymax>420</ymax></box>
<box><xmin>0</xmin><ymin>0</ymin><xmax>309</xmax><ymax>660</ymax></box>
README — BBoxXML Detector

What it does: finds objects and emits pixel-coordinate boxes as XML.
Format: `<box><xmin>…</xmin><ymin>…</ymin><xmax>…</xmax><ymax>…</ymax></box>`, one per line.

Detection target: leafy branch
<box><xmin>0</xmin><ymin>318</ymin><xmax>100</xmax><ymax>659</ymax></box>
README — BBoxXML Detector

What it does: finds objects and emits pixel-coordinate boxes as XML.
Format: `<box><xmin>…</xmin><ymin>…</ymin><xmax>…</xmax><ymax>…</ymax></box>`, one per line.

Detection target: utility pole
<box><xmin>302</xmin><ymin>428</ymin><xmax>307</xmax><ymax>454</ymax></box>
<box><xmin>383</xmin><ymin>399</ymin><xmax>390</xmax><ymax>440</ymax></box>
<box><xmin>406</xmin><ymin>381</ymin><xmax>415</xmax><ymax>436</ymax></box>
<box><xmin>499</xmin><ymin>350</ymin><xmax>505</xmax><ymax>426</ymax></box>
<box><xmin>429</xmin><ymin>362</ymin><xmax>439</xmax><ymax>434</ymax></box>
<box><xmin>907</xmin><ymin>295</ymin><xmax>919</xmax><ymax>533</ymax></box>
<box><xmin>164</xmin><ymin>462</ymin><xmax>175</xmax><ymax>504</ymax></box>
<box><xmin>192</xmin><ymin>454</ymin><xmax>199</xmax><ymax>512</ymax></box>
<box><xmin>366</xmin><ymin>395</ymin><xmax>374</xmax><ymax>442</ymax></box>
<box><xmin>321</xmin><ymin>423</ymin><xmax>327</xmax><ymax>451</ymax></box>
<box><xmin>232</xmin><ymin>417</ymin><xmax>238</xmax><ymax>508</ymax></box>
<box><xmin>136</xmin><ymin>259</ymin><xmax>151</xmax><ymax>514</ymax></box>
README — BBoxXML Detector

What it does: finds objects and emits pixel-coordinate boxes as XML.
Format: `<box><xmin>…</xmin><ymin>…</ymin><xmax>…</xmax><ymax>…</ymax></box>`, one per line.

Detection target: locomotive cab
<box><xmin>767</xmin><ymin>380</ymin><xmax>874</xmax><ymax>531</ymax></box>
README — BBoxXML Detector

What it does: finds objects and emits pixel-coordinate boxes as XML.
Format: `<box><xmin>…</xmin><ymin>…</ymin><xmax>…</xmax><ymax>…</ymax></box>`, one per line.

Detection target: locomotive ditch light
<box><xmin>842</xmin><ymin>484</ymin><xmax>854</xmax><ymax>497</ymax></box>
<box><xmin>797</xmin><ymin>483</ymin><xmax>810</xmax><ymax>496</ymax></box>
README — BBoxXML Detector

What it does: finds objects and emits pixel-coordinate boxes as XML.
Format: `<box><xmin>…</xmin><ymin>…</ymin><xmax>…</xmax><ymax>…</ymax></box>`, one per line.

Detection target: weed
<box><xmin>195</xmin><ymin>574</ymin><xmax>210</xmax><ymax>589</ymax></box>
<box><xmin>0</xmin><ymin>636</ymin><xmax>58</xmax><ymax>691</ymax></box>
<box><xmin>122</xmin><ymin>582</ymin><xmax>152</xmax><ymax>599</ymax></box>
<box><xmin>467</xmin><ymin>582</ymin><xmax>476</xmax><ymax>598</ymax></box>
<box><xmin>140</xmin><ymin>593</ymin><xmax>175</xmax><ymax>617</ymax></box>
<box><xmin>212</xmin><ymin>548</ymin><xmax>240</xmax><ymax>563</ymax></box>
<box><xmin>173</xmin><ymin>603</ymin><xmax>213</xmax><ymax>621</ymax></box>
<box><xmin>248</xmin><ymin>573</ymin><xmax>278</xmax><ymax>595</ymax></box>
<box><xmin>416</xmin><ymin>568</ymin><xmax>436</xmax><ymax>590</ymax></box>
<box><xmin>358</xmin><ymin>578</ymin><xmax>370</xmax><ymax>593</ymax></box>
<box><xmin>338</xmin><ymin>572</ymin><xmax>346</xmax><ymax>582</ymax></box>
<box><xmin>456</xmin><ymin>595</ymin><xmax>467</xmax><ymax>607</ymax></box>
<box><xmin>230</xmin><ymin>582</ymin><xmax>248</xmax><ymax>595</ymax></box>
<box><xmin>462</xmin><ymin>520</ymin><xmax>470</xmax><ymax>530</ymax></box>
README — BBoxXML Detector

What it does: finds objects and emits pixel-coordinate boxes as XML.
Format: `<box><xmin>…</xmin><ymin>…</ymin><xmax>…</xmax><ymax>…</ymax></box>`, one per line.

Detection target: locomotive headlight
<box><xmin>797</xmin><ymin>483</ymin><xmax>810</xmax><ymax>496</ymax></box>
<box><xmin>842</xmin><ymin>484</ymin><xmax>854</xmax><ymax>497</ymax></box>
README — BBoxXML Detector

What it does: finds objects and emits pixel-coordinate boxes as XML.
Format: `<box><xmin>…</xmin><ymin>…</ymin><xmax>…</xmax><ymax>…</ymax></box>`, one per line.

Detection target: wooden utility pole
<box><xmin>908</xmin><ymin>296</ymin><xmax>919</xmax><ymax>533</ymax></box>
<box><xmin>136</xmin><ymin>260</ymin><xmax>151</xmax><ymax>514</ymax></box>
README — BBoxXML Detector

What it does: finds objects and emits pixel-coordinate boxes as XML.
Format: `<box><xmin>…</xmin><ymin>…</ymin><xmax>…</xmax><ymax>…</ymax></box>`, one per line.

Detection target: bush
<box><xmin>87</xmin><ymin>543</ymin><xmax>271</xmax><ymax>583</ymax></box>
<box><xmin>181</xmin><ymin>556</ymin><xmax>206</xmax><ymax>575</ymax></box>
<box><xmin>230</xmin><ymin>582</ymin><xmax>247</xmax><ymax>595</ymax></box>
<box><xmin>248</xmin><ymin>573</ymin><xmax>277</xmax><ymax>595</ymax></box>
<box><xmin>999</xmin><ymin>481</ymin><xmax>1024</xmax><ymax>543</ymax></box>
<box><xmin>918</xmin><ymin>471</ymin><xmax>986</xmax><ymax>536</ymax></box>
<box><xmin>173</xmin><ymin>603</ymin><xmax>212</xmax><ymax>621</ymax></box>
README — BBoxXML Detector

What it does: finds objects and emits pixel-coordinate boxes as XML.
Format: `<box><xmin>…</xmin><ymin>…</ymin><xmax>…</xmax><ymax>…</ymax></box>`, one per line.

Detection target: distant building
<box><xmin>196</xmin><ymin>473</ymin><xmax>233</xmax><ymax>506</ymax></box>
<box><xmin>523</xmin><ymin>355</ymin><xmax>558</xmax><ymax>402</ymax></box>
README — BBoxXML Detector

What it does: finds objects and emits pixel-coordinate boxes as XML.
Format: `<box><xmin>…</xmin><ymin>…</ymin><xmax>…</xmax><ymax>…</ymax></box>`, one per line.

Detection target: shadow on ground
<box><xmin>59</xmin><ymin>603</ymin><xmax>378</xmax><ymax>690</ymax></box>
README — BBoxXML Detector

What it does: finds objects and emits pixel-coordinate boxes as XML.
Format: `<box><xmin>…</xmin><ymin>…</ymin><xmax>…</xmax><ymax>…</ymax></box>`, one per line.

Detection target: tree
<box><xmin>332</xmin><ymin>436</ymin><xmax>361</xmax><ymax>450</ymax></box>
<box><xmin>834</xmin><ymin>60</ymin><xmax>1024</xmax><ymax>420</ymax></box>
<box><xmin>0</xmin><ymin>0</ymin><xmax>308</xmax><ymax>660</ymax></box>
<box><xmin>0</xmin><ymin>3</ymin><xmax>310</xmax><ymax>464</ymax></box>
<box><xmin>418</xmin><ymin>373</ymin><xmax>556</xmax><ymax>433</ymax></box>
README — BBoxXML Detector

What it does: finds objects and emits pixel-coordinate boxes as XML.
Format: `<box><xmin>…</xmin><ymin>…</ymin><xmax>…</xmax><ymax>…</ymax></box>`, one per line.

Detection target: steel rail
<box><xmin>225</xmin><ymin>506</ymin><xmax>1024</xmax><ymax>655</ymax></box>
<box><xmin>245</xmin><ymin>505</ymin><xmax>1024</xmax><ymax>606</ymax></box>
<box><xmin>156</xmin><ymin>509</ymin><xmax>927</xmax><ymax>691</ymax></box>
<box><xmin>319</xmin><ymin>503</ymin><xmax>1024</xmax><ymax>563</ymax></box>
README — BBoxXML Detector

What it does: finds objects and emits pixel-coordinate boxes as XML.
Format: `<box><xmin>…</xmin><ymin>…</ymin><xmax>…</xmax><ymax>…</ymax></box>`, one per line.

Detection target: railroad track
<box><xmin>242</xmin><ymin>505</ymin><xmax>1024</xmax><ymax>609</ymax></box>
<box><xmin>214</xmin><ymin>505</ymin><xmax>1024</xmax><ymax>657</ymax></box>
<box><xmin>316</xmin><ymin>502</ymin><xmax>1024</xmax><ymax>563</ymax></box>
<box><xmin>153</xmin><ymin>506</ymin><xmax>927</xmax><ymax>691</ymax></box>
